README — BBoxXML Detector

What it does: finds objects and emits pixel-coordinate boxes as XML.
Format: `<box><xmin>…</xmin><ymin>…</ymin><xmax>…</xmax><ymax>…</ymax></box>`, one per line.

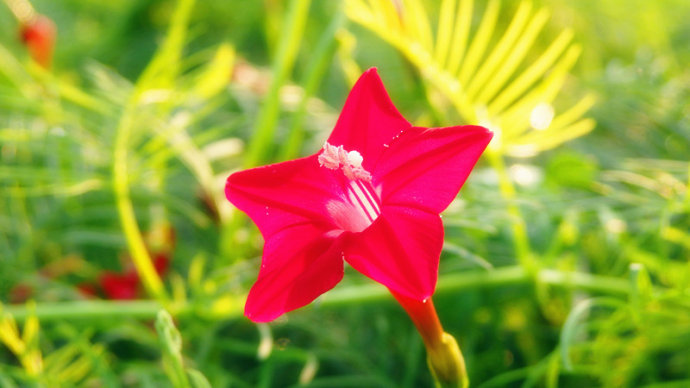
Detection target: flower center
<box><xmin>318</xmin><ymin>142</ymin><xmax>372</xmax><ymax>181</ymax></box>
<box><xmin>319</xmin><ymin>142</ymin><xmax>380</xmax><ymax>232</ymax></box>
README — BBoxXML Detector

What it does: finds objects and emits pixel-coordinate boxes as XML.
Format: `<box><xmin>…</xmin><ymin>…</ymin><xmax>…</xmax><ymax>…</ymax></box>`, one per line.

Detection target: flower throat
<box><xmin>319</xmin><ymin>142</ymin><xmax>381</xmax><ymax>229</ymax></box>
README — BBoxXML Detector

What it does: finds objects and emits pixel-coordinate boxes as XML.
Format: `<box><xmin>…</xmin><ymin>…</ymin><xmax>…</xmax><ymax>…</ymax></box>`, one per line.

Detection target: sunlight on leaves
<box><xmin>345</xmin><ymin>0</ymin><xmax>596</xmax><ymax>156</ymax></box>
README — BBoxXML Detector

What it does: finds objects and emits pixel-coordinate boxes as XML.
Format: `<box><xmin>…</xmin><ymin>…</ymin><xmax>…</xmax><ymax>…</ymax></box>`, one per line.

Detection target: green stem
<box><xmin>4</xmin><ymin>300</ymin><xmax>168</xmax><ymax>321</ymax></box>
<box><xmin>393</xmin><ymin>293</ymin><xmax>469</xmax><ymax>388</ymax></box>
<box><xmin>224</xmin><ymin>0</ymin><xmax>312</xmax><ymax>264</ymax></box>
<box><xmin>113</xmin><ymin>99</ymin><xmax>166</xmax><ymax>301</ymax></box>
<box><xmin>3</xmin><ymin>266</ymin><xmax>631</xmax><ymax>322</ymax></box>
<box><xmin>486</xmin><ymin>150</ymin><xmax>535</xmax><ymax>274</ymax></box>
<box><xmin>686</xmin><ymin>163</ymin><xmax>690</xmax><ymax>205</ymax></box>
<box><xmin>244</xmin><ymin>0</ymin><xmax>312</xmax><ymax>168</ymax></box>
<box><xmin>280</xmin><ymin>8</ymin><xmax>344</xmax><ymax>160</ymax></box>
<box><xmin>111</xmin><ymin>0</ymin><xmax>195</xmax><ymax>300</ymax></box>
<box><xmin>323</xmin><ymin>266</ymin><xmax>631</xmax><ymax>307</ymax></box>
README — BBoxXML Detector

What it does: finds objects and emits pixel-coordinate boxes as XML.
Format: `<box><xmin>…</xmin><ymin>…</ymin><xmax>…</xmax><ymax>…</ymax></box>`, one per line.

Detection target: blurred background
<box><xmin>0</xmin><ymin>0</ymin><xmax>689</xmax><ymax>386</ymax></box>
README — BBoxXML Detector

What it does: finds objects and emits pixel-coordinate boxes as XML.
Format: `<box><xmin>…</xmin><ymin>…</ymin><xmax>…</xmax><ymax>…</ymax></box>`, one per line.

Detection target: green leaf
<box><xmin>345</xmin><ymin>0</ymin><xmax>595</xmax><ymax>156</ymax></box>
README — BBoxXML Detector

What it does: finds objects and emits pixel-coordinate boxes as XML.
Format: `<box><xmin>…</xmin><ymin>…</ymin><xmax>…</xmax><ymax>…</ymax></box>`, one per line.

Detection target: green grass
<box><xmin>0</xmin><ymin>0</ymin><xmax>689</xmax><ymax>387</ymax></box>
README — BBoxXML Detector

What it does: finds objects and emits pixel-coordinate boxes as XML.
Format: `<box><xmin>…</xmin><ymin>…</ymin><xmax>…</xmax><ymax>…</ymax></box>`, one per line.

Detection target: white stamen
<box><xmin>318</xmin><ymin>142</ymin><xmax>372</xmax><ymax>182</ymax></box>
<box><xmin>321</xmin><ymin>145</ymin><xmax>381</xmax><ymax>232</ymax></box>
<box><xmin>318</xmin><ymin>142</ymin><xmax>342</xmax><ymax>169</ymax></box>
<box><xmin>347</xmin><ymin>151</ymin><xmax>363</xmax><ymax>167</ymax></box>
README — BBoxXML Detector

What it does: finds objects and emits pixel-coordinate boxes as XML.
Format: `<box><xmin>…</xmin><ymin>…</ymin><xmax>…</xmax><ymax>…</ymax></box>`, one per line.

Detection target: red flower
<box><xmin>100</xmin><ymin>271</ymin><xmax>140</xmax><ymax>300</ymax></box>
<box><xmin>152</xmin><ymin>253</ymin><xmax>171</xmax><ymax>276</ymax></box>
<box><xmin>19</xmin><ymin>15</ymin><xmax>56</xmax><ymax>68</ymax></box>
<box><xmin>76</xmin><ymin>282</ymin><xmax>98</xmax><ymax>298</ymax></box>
<box><xmin>9</xmin><ymin>283</ymin><xmax>33</xmax><ymax>304</ymax></box>
<box><xmin>226</xmin><ymin>68</ymin><xmax>492</xmax><ymax>322</ymax></box>
<box><xmin>90</xmin><ymin>223</ymin><xmax>174</xmax><ymax>300</ymax></box>
<box><xmin>96</xmin><ymin>254</ymin><xmax>170</xmax><ymax>300</ymax></box>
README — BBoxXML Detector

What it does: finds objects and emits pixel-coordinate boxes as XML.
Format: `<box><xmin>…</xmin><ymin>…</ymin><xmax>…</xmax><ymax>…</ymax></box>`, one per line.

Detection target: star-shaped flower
<box><xmin>226</xmin><ymin>68</ymin><xmax>492</xmax><ymax>322</ymax></box>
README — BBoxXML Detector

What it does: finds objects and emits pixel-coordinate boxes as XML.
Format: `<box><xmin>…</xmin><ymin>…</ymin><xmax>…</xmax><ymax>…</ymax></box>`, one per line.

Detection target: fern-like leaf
<box><xmin>346</xmin><ymin>0</ymin><xmax>596</xmax><ymax>156</ymax></box>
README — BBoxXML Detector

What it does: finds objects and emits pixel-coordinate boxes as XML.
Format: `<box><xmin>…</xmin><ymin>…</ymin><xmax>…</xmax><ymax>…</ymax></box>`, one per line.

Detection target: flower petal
<box><xmin>344</xmin><ymin>205</ymin><xmax>443</xmax><ymax>300</ymax></box>
<box><xmin>327</xmin><ymin>68</ymin><xmax>411</xmax><ymax>171</ymax></box>
<box><xmin>226</xmin><ymin>155</ymin><xmax>341</xmax><ymax>239</ymax></box>
<box><xmin>375</xmin><ymin>125</ymin><xmax>492</xmax><ymax>213</ymax></box>
<box><xmin>245</xmin><ymin>224</ymin><xmax>344</xmax><ymax>322</ymax></box>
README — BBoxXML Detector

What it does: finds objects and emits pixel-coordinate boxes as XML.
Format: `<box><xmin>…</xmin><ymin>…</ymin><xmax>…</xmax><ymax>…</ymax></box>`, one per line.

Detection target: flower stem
<box><xmin>225</xmin><ymin>0</ymin><xmax>312</xmax><ymax>264</ymax></box>
<box><xmin>244</xmin><ymin>0</ymin><xmax>312</xmax><ymax>168</ymax></box>
<box><xmin>4</xmin><ymin>266</ymin><xmax>633</xmax><ymax>323</ymax></box>
<box><xmin>486</xmin><ymin>150</ymin><xmax>536</xmax><ymax>275</ymax></box>
<box><xmin>112</xmin><ymin>0</ymin><xmax>195</xmax><ymax>301</ymax></box>
<box><xmin>113</xmin><ymin>99</ymin><xmax>166</xmax><ymax>301</ymax></box>
<box><xmin>280</xmin><ymin>8</ymin><xmax>344</xmax><ymax>160</ymax></box>
<box><xmin>392</xmin><ymin>292</ymin><xmax>469</xmax><ymax>388</ymax></box>
<box><xmin>4</xmin><ymin>300</ymin><xmax>168</xmax><ymax>322</ymax></box>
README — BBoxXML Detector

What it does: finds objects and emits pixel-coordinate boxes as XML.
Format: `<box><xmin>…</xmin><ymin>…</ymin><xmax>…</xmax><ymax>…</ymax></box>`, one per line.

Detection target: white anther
<box><xmin>318</xmin><ymin>142</ymin><xmax>372</xmax><ymax>182</ymax></box>
<box><xmin>347</xmin><ymin>151</ymin><xmax>363</xmax><ymax>167</ymax></box>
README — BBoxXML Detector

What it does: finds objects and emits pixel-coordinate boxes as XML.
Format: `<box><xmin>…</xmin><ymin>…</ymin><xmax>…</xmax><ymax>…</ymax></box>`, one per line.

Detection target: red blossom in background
<box><xmin>100</xmin><ymin>271</ymin><xmax>140</xmax><ymax>300</ymax></box>
<box><xmin>152</xmin><ymin>253</ymin><xmax>171</xmax><ymax>275</ymax></box>
<box><xmin>96</xmin><ymin>254</ymin><xmax>170</xmax><ymax>300</ymax></box>
<box><xmin>76</xmin><ymin>283</ymin><xmax>98</xmax><ymax>298</ymax></box>
<box><xmin>9</xmin><ymin>283</ymin><xmax>33</xmax><ymax>304</ymax></box>
<box><xmin>226</xmin><ymin>68</ymin><xmax>492</xmax><ymax>322</ymax></box>
<box><xmin>19</xmin><ymin>15</ymin><xmax>56</xmax><ymax>68</ymax></box>
<box><xmin>76</xmin><ymin>224</ymin><xmax>175</xmax><ymax>300</ymax></box>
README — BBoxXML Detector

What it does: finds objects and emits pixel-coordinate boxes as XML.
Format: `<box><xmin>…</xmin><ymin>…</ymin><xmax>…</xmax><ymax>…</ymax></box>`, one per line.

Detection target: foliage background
<box><xmin>0</xmin><ymin>0</ymin><xmax>689</xmax><ymax>387</ymax></box>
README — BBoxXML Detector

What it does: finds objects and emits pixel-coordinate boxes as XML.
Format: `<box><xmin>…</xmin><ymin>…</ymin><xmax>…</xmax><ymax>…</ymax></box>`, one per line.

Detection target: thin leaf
<box><xmin>345</xmin><ymin>0</ymin><xmax>595</xmax><ymax>155</ymax></box>
<box><xmin>434</xmin><ymin>0</ymin><xmax>457</xmax><ymax>67</ymax></box>
<box><xmin>403</xmin><ymin>0</ymin><xmax>433</xmax><ymax>53</ymax></box>
<box><xmin>511</xmin><ymin>118</ymin><xmax>595</xmax><ymax>155</ymax></box>
<box><xmin>457</xmin><ymin>0</ymin><xmax>499</xmax><ymax>86</ymax></box>
<box><xmin>445</xmin><ymin>0</ymin><xmax>473</xmax><ymax>75</ymax></box>
<box><xmin>475</xmin><ymin>8</ymin><xmax>550</xmax><ymax>105</ymax></box>
<box><xmin>498</xmin><ymin>44</ymin><xmax>582</xmax><ymax>139</ymax></box>
<box><xmin>547</xmin><ymin>93</ymin><xmax>598</xmax><ymax>131</ymax></box>
<box><xmin>464</xmin><ymin>0</ymin><xmax>533</xmax><ymax>100</ymax></box>
<box><xmin>489</xmin><ymin>29</ymin><xmax>574</xmax><ymax>114</ymax></box>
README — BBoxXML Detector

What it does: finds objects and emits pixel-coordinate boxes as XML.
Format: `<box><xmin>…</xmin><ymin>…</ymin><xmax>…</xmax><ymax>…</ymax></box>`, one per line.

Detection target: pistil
<box><xmin>318</xmin><ymin>142</ymin><xmax>372</xmax><ymax>182</ymax></box>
